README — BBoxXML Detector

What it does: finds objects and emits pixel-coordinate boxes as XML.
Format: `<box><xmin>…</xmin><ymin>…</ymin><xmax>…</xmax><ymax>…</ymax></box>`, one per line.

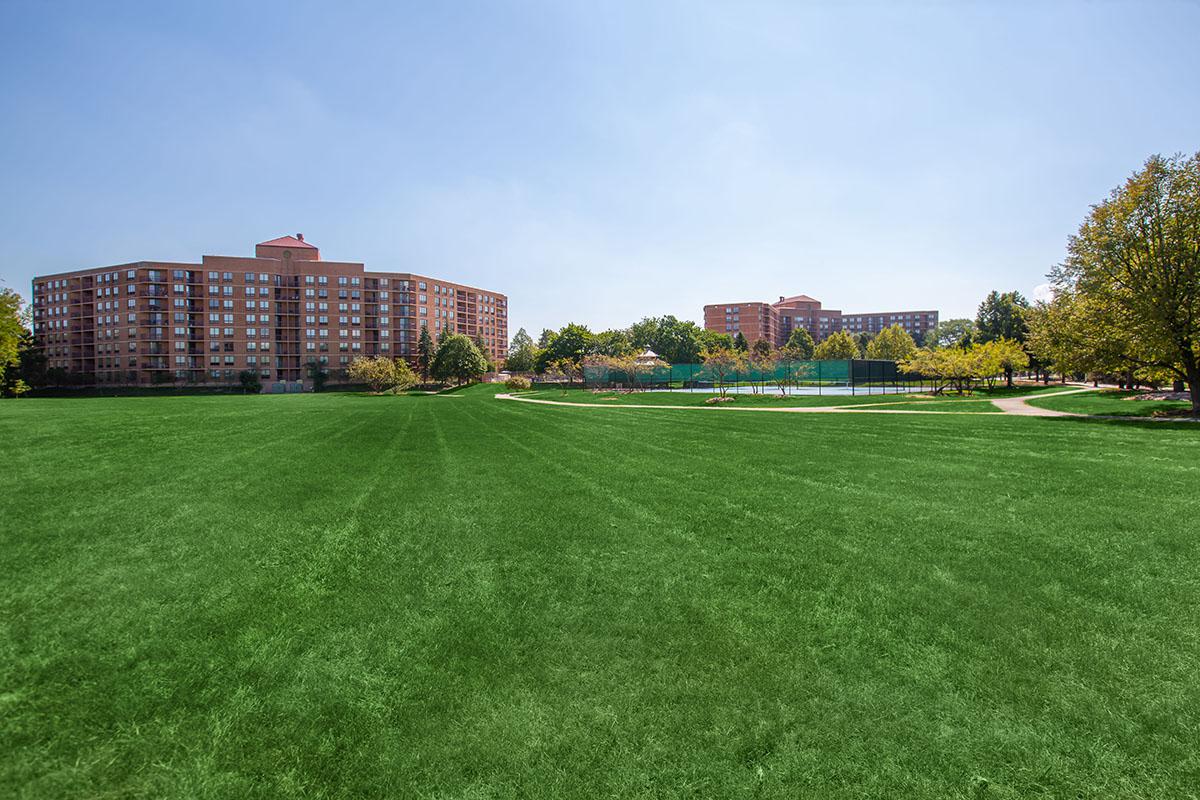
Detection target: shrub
<box><xmin>505</xmin><ymin>375</ymin><xmax>532</xmax><ymax>391</ymax></box>
<box><xmin>237</xmin><ymin>370</ymin><xmax>263</xmax><ymax>394</ymax></box>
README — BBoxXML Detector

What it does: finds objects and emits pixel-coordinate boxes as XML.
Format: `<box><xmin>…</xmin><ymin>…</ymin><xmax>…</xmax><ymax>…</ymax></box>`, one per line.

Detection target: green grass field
<box><xmin>3</xmin><ymin>385</ymin><xmax>1199</xmax><ymax>798</ymax></box>
<box><xmin>1027</xmin><ymin>389</ymin><xmax>1194</xmax><ymax>417</ymax></box>
<box><xmin>517</xmin><ymin>385</ymin><xmax>1051</xmax><ymax>409</ymax></box>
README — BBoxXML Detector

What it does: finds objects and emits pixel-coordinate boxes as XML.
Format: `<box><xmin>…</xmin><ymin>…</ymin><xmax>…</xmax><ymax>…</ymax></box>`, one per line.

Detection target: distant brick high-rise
<box><xmin>30</xmin><ymin>234</ymin><xmax>508</xmax><ymax>387</ymax></box>
<box><xmin>704</xmin><ymin>294</ymin><xmax>937</xmax><ymax>347</ymax></box>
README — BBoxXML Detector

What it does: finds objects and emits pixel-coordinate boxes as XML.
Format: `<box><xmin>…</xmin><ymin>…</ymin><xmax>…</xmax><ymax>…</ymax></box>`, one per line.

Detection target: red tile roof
<box><xmin>257</xmin><ymin>235</ymin><xmax>317</xmax><ymax>249</ymax></box>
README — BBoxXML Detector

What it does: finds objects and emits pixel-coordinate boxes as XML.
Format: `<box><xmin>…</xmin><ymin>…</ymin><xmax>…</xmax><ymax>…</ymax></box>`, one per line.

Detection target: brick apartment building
<box><xmin>30</xmin><ymin>235</ymin><xmax>508</xmax><ymax>387</ymax></box>
<box><xmin>704</xmin><ymin>294</ymin><xmax>937</xmax><ymax>347</ymax></box>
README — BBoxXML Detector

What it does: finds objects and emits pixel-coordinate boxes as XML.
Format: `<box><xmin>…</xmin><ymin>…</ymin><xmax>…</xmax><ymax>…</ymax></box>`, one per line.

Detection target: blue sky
<box><xmin>2</xmin><ymin>1</ymin><xmax>1197</xmax><ymax>336</ymax></box>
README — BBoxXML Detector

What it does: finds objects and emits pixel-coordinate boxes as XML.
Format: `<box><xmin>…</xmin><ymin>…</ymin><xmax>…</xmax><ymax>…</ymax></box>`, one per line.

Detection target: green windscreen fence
<box><xmin>582</xmin><ymin>359</ymin><xmax>854</xmax><ymax>388</ymax></box>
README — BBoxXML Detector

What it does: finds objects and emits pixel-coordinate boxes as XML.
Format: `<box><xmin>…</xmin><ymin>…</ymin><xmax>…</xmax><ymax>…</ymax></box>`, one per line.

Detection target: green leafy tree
<box><xmin>472</xmin><ymin>333</ymin><xmax>495</xmax><ymax>372</ymax></box>
<box><xmin>0</xmin><ymin>288</ymin><xmax>24</xmax><ymax>389</ymax></box>
<box><xmin>416</xmin><ymin>323</ymin><xmax>434</xmax><ymax>379</ymax></box>
<box><xmin>349</xmin><ymin>355</ymin><xmax>420</xmax><ymax>393</ymax></box>
<box><xmin>865</xmin><ymin>324</ymin><xmax>917</xmax><ymax>362</ymax></box>
<box><xmin>1043</xmin><ymin>152</ymin><xmax>1200</xmax><ymax>415</ymax></box>
<box><xmin>900</xmin><ymin>347</ymin><xmax>979</xmax><ymax>394</ymax></box>
<box><xmin>782</xmin><ymin>328</ymin><xmax>815</xmax><ymax>359</ymax></box>
<box><xmin>732</xmin><ymin>331</ymin><xmax>749</xmax><ymax>352</ymax></box>
<box><xmin>696</xmin><ymin>328</ymin><xmax>734</xmax><ymax>354</ymax></box>
<box><xmin>505</xmin><ymin>328</ymin><xmax>537</xmax><ymax>372</ymax></box>
<box><xmin>628</xmin><ymin>316</ymin><xmax>705</xmax><ymax>364</ymax></box>
<box><xmin>535</xmin><ymin>323</ymin><xmax>593</xmax><ymax>373</ymax></box>
<box><xmin>927</xmin><ymin>318</ymin><xmax>977</xmax><ymax>349</ymax></box>
<box><xmin>813</xmin><ymin>330</ymin><xmax>858</xmax><ymax>360</ymax></box>
<box><xmin>536</xmin><ymin>328</ymin><xmax>555</xmax><ymax>348</ymax></box>
<box><xmin>979</xmin><ymin>338</ymin><xmax>1030</xmax><ymax>389</ymax></box>
<box><xmin>432</xmin><ymin>334</ymin><xmax>489</xmax><ymax>385</ymax></box>
<box><xmin>591</xmin><ymin>329</ymin><xmax>634</xmax><ymax>358</ymax></box>
<box><xmin>3</xmin><ymin>328</ymin><xmax>45</xmax><ymax>395</ymax></box>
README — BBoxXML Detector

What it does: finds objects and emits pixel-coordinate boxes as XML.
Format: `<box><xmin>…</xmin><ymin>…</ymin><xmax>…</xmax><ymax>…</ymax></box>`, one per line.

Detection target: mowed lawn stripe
<box><xmin>1</xmin><ymin>387</ymin><xmax>1198</xmax><ymax>798</ymax></box>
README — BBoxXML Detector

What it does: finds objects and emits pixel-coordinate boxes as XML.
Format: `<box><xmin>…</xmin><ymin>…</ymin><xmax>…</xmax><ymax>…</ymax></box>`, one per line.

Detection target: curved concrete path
<box><xmin>495</xmin><ymin>387</ymin><xmax>1096</xmax><ymax>417</ymax></box>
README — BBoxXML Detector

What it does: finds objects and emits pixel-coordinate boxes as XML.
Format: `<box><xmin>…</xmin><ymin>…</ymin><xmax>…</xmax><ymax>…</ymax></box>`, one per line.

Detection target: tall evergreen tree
<box><xmin>733</xmin><ymin>331</ymin><xmax>749</xmax><ymax>352</ymax></box>
<box><xmin>416</xmin><ymin>323</ymin><xmax>434</xmax><ymax>380</ymax></box>
<box><xmin>506</xmin><ymin>328</ymin><xmax>537</xmax><ymax>372</ymax></box>
<box><xmin>975</xmin><ymin>290</ymin><xmax>1030</xmax><ymax>343</ymax></box>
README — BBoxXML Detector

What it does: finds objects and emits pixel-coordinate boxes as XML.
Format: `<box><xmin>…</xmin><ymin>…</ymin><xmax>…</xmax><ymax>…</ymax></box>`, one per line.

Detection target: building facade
<box><xmin>704</xmin><ymin>293</ymin><xmax>937</xmax><ymax>347</ymax></box>
<box><xmin>30</xmin><ymin>235</ymin><xmax>508</xmax><ymax>387</ymax></box>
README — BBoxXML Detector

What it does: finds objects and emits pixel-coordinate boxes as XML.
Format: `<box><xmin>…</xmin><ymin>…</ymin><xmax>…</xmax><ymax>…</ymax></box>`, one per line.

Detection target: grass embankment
<box><xmin>1027</xmin><ymin>389</ymin><xmax>1193</xmax><ymax>418</ymax></box>
<box><xmin>2</xmin><ymin>385</ymin><xmax>1198</xmax><ymax>797</ymax></box>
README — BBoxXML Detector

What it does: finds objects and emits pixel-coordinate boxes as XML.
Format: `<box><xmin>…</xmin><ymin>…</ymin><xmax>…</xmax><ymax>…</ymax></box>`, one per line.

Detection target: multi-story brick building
<box><xmin>30</xmin><ymin>234</ymin><xmax>508</xmax><ymax>387</ymax></box>
<box><xmin>704</xmin><ymin>293</ymin><xmax>937</xmax><ymax>347</ymax></box>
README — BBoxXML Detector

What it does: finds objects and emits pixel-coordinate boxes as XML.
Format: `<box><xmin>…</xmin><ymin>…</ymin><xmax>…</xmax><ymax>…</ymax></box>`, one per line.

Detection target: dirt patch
<box><xmin>1131</xmin><ymin>391</ymin><xmax>1192</xmax><ymax>402</ymax></box>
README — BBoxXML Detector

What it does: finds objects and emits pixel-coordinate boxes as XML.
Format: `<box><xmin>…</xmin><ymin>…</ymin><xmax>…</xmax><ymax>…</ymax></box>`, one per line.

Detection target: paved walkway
<box><xmin>988</xmin><ymin>386</ymin><xmax>1095</xmax><ymax>417</ymax></box>
<box><xmin>495</xmin><ymin>387</ymin><xmax>1095</xmax><ymax>417</ymax></box>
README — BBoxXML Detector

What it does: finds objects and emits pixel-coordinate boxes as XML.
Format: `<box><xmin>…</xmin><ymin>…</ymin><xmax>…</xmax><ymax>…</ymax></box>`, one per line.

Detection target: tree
<box><xmin>979</xmin><ymin>338</ymin><xmax>1030</xmax><ymax>389</ymax></box>
<box><xmin>696</xmin><ymin>328</ymin><xmax>734</xmax><ymax>354</ymax></box>
<box><xmin>535</xmin><ymin>323</ymin><xmax>593</xmax><ymax>373</ymax></box>
<box><xmin>1026</xmin><ymin>293</ymin><xmax>1119</xmax><ymax>383</ymax></box>
<box><xmin>813</xmin><ymin>330</ymin><xmax>858</xmax><ymax>360</ymax></box>
<box><xmin>853</xmin><ymin>331</ymin><xmax>873</xmax><ymax>358</ymax></box>
<box><xmin>552</xmin><ymin>357</ymin><xmax>581</xmax><ymax>387</ymax></box>
<box><xmin>416</xmin><ymin>323</ymin><xmax>434</xmax><ymax>380</ymax></box>
<box><xmin>390</xmin><ymin>358</ymin><xmax>419</xmax><ymax>393</ymax></box>
<box><xmin>505</xmin><ymin>328</ymin><xmax>537</xmax><ymax>372</ymax></box>
<box><xmin>431</xmin><ymin>334</ymin><xmax>489</xmax><ymax>385</ymax></box>
<box><xmin>927</xmin><ymin>318</ymin><xmax>977</xmax><ymax>349</ymax></box>
<box><xmin>348</xmin><ymin>356</ymin><xmax>392</xmax><ymax>393</ymax></box>
<box><xmin>237</xmin><ymin>370</ymin><xmax>263</xmax><ymax>393</ymax></box>
<box><xmin>537</xmin><ymin>328</ymin><xmax>555</xmax><ymax>348</ymax></box>
<box><xmin>732</xmin><ymin>331</ymin><xmax>749</xmax><ymax>352</ymax></box>
<box><xmin>0</xmin><ymin>288</ymin><xmax>24</xmax><ymax>389</ymax></box>
<box><xmin>865</xmin><ymin>324</ymin><xmax>917</xmax><ymax>362</ymax></box>
<box><xmin>975</xmin><ymin>291</ymin><xmax>1030</xmax><ymax>343</ymax></box>
<box><xmin>1045</xmin><ymin>153</ymin><xmax>1200</xmax><ymax>415</ymax></box>
<box><xmin>347</xmin><ymin>355</ymin><xmax>418</xmax><ymax>394</ymax></box>
<box><xmin>701</xmin><ymin>345</ymin><xmax>745</xmax><ymax>398</ymax></box>
<box><xmin>306</xmin><ymin>359</ymin><xmax>329</xmax><ymax>392</ymax></box>
<box><xmin>747</xmin><ymin>339</ymin><xmax>775</xmax><ymax>393</ymax></box>
<box><xmin>782</xmin><ymin>328</ymin><xmax>815</xmax><ymax>359</ymax></box>
<box><xmin>591</xmin><ymin>329</ymin><xmax>634</xmax><ymax>358</ymax></box>
<box><xmin>472</xmin><ymin>333</ymin><xmax>495</xmax><ymax>372</ymax></box>
<box><xmin>3</xmin><ymin>327</ymin><xmax>45</xmax><ymax>396</ymax></box>
<box><xmin>900</xmin><ymin>347</ymin><xmax>979</xmax><ymax>394</ymax></box>
<box><xmin>628</xmin><ymin>316</ymin><xmax>705</xmax><ymax>364</ymax></box>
